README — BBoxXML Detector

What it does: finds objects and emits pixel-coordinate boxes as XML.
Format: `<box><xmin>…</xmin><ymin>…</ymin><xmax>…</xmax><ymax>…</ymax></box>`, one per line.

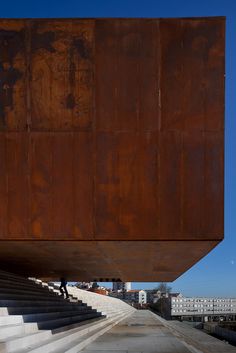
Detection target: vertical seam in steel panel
<box><xmin>157</xmin><ymin>19</ymin><xmax>161</xmax><ymax>237</ymax></box>
<box><xmin>222</xmin><ymin>18</ymin><xmax>225</xmax><ymax>236</ymax></box>
<box><xmin>71</xmin><ymin>17</ymin><xmax>76</xmax><ymax>239</ymax></box>
<box><xmin>180</xmin><ymin>130</ymin><xmax>184</xmax><ymax>237</ymax></box>
<box><xmin>115</xmin><ymin>21</ymin><xmax>118</xmax><ymax>131</ymax></box>
<box><xmin>203</xmin><ymin>45</ymin><xmax>207</xmax><ymax>237</ymax></box>
<box><xmin>136</xmin><ymin>20</ymin><xmax>140</xmax><ymax>236</ymax></box>
<box><xmin>203</xmin><ymin>130</ymin><xmax>206</xmax><ymax>236</ymax></box>
<box><xmin>5</xmin><ymin>133</ymin><xmax>9</xmax><ymax>238</ymax></box>
<box><xmin>136</xmin><ymin>20</ymin><xmax>140</xmax><ymax>132</ymax></box>
<box><xmin>181</xmin><ymin>20</ymin><xmax>184</xmax><ymax>132</ymax></box>
<box><xmin>158</xmin><ymin>19</ymin><xmax>161</xmax><ymax>131</ymax></box>
<box><xmin>116</xmin><ymin>22</ymin><xmax>121</xmax><ymax>235</ymax></box>
<box><xmin>26</xmin><ymin>21</ymin><xmax>31</xmax><ymax>239</ymax></box>
<box><xmin>69</xmin><ymin>21</ymin><xmax>73</xmax><ymax>129</ymax></box>
<box><xmin>180</xmin><ymin>20</ymin><xmax>184</xmax><ymax>236</ymax></box>
<box><xmin>26</xmin><ymin>132</ymin><xmax>30</xmax><ymax>239</ymax></box>
<box><xmin>70</xmin><ymin>21</ymin><xmax>74</xmax><ymax>130</ymax></box>
<box><xmin>26</xmin><ymin>21</ymin><xmax>31</xmax><ymax>132</ymax></box>
<box><xmin>93</xmin><ymin>20</ymin><xmax>97</xmax><ymax>240</ymax></box>
<box><xmin>51</xmin><ymin>133</ymin><xmax>54</xmax><ymax>239</ymax></box>
<box><xmin>157</xmin><ymin>127</ymin><xmax>160</xmax><ymax>238</ymax></box>
<box><xmin>72</xmin><ymin>131</ymin><xmax>75</xmax><ymax>239</ymax></box>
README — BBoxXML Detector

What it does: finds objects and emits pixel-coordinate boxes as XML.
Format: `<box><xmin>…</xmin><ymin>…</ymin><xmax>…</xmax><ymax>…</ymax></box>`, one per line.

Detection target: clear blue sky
<box><xmin>2</xmin><ymin>0</ymin><xmax>235</xmax><ymax>297</ymax></box>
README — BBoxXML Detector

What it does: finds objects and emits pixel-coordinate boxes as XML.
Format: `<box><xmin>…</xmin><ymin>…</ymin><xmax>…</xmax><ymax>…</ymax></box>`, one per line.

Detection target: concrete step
<box><xmin>51</xmin><ymin>316</ymin><xmax>105</xmax><ymax>335</ymax></box>
<box><xmin>52</xmin><ymin>322</ymin><xmax>114</xmax><ymax>353</ymax></box>
<box><xmin>21</xmin><ymin>310</ymin><xmax>131</xmax><ymax>353</ymax></box>
<box><xmin>29</xmin><ymin>281</ymin><xmax>60</xmax><ymax>292</ymax></box>
<box><xmin>21</xmin><ymin>308</ymin><xmax>97</xmax><ymax>323</ymax></box>
<box><xmin>0</xmin><ymin>323</ymin><xmax>38</xmax><ymax>340</ymax></box>
<box><xmin>16</xmin><ymin>316</ymin><xmax>112</xmax><ymax>353</ymax></box>
<box><xmin>0</xmin><ymin>304</ymin><xmax>89</xmax><ymax>316</ymax></box>
<box><xmin>0</xmin><ymin>294</ymin><xmax>67</xmax><ymax>302</ymax></box>
<box><xmin>0</xmin><ymin>287</ymin><xmax>61</xmax><ymax>298</ymax></box>
<box><xmin>0</xmin><ymin>280</ymin><xmax>55</xmax><ymax>294</ymax></box>
<box><xmin>0</xmin><ymin>272</ymin><xmax>48</xmax><ymax>288</ymax></box>
<box><xmin>0</xmin><ymin>271</ymin><xmax>134</xmax><ymax>352</ymax></box>
<box><xmin>27</xmin><ymin>283</ymin><xmax>77</xmax><ymax>301</ymax></box>
<box><xmin>56</xmin><ymin>320</ymin><xmax>122</xmax><ymax>353</ymax></box>
<box><xmin>0</xmin><ymin>300</ymin><xmax>81</xmax><ymax>308</ymax></box>
<box><xmin>85</xmin><ymin>306</ymin><xmax>131</xmax><ymax>315</ymax></box>
<box><xmin>37</xmin><ymin>312</ymin><xmax>102</xmax><ymax>330</ymax></box>
<box><xmin>0</xmin><ymin>279</ymin><xmax>66</xmax><ymax>292</ymax></box>
<box><xmin>0</xmin><ymin>330</ymin><xmax>52</xmax><ymax>353</ymax></box>
<box><xmin>0</xmin><ymin>275</ymin><xmax>41</xmax><ymax>288</ymax></box>
<box><xmin>0</xmin><ymin>271</ymin><xmax>29</xmax><ymax>281</ymax></box>
<box><xmin>0</xmin><ymin>316</ymin><xmax>23</xmax><ymax>326</ymax></box>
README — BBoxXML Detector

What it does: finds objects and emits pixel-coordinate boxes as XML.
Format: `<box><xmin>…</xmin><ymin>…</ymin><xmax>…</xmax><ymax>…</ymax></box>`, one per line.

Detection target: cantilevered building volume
<box><xmin>0</xmin><ymin>17</ymin><xmax>225</xmax><ymax>281</ymax></box>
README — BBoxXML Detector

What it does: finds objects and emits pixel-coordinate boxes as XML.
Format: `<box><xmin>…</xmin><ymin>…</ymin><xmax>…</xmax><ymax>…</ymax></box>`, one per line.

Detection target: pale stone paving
<box><xmin>82</xmin><ymin>310</ymin><xmax>194</xmax><ymax>353</ymax></box>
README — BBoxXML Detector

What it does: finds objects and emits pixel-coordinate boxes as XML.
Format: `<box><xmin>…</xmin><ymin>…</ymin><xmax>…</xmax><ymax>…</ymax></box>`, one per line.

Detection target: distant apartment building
<box><xmin>110</xmin><ymin>289</ymin><xmax>147</xmax><ymax>305</ymax></box>
<box><xmin>125</xmin><ymin>290</ymin><xmax>147</xmax><ymax>305</ymax></box>
<box><xmin>171</xmin><ymin>297</ymin><xmax>236</xmax><ymax>317</ymax></box>
<box><xmin>157</xmin><ymin>295</ymin><xmax>236</xmax><ymax>321</ymax></box>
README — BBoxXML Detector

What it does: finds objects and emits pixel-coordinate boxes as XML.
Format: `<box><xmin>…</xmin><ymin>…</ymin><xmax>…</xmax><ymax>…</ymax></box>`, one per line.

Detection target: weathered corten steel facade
<box><xmin>0</xmin><ymin>17</ymin><xmax>225</xmax><ymax>281</ymax></box>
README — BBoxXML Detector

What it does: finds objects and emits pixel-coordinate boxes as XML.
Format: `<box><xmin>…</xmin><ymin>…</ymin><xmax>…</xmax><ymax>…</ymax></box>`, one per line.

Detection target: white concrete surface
<box><xmin>82</xmin><ymin>310</ymin><xmax>236</xmax><ymax>353</ymax></box>
<box><xmin>0</xmin><ymin>272</ymin><xmax>136</xmax><ymax>352</ymax></box>
<box><xmin>66</xmin><ymin>286</ymin><xmax>136</xmax><ymax>319</ymax></box>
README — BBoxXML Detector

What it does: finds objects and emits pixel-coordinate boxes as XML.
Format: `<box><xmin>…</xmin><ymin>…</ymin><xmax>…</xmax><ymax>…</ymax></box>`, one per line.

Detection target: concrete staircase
<box><xmin>0</xmin><ymin>271</ymin><xmax>135</xmax><ymax>352</ymax></box>
<box><xmin>66</xmin><ymin>285</ymin><xmax>136</xmax><ymax>319</ymax></box>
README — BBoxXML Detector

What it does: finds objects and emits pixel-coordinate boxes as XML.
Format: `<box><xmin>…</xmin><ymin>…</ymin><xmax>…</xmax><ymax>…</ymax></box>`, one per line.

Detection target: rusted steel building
<box><xmin>0</xmin><ymin>17</ymin><xmax>225</xmax><ymax>281</ymax></box>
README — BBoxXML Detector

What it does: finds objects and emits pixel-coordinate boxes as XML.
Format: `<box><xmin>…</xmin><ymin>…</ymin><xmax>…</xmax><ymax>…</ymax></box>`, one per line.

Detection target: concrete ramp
<box><xmin>82</xmin><ymin>310</ymin><xmax>236</xmax><ymax>353</ymax></box>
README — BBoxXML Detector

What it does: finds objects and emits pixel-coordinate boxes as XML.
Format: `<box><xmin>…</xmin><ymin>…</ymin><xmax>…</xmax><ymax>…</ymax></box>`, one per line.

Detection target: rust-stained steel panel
<box><xmin>95</xmin><ymin>131</ymin><xmax>223</xmax><ymax>240</ymax></box>
<box><xmin>7</xmin><ymin>133</ymin><xmax>30</xmax><ymax>237</ymax></box>
<box><xmin>0</xmin><ymin>134</ymin><xmax>7</xmax><ymax>235</ymax></box>
<box><xmin>0</xmin><ymin>17</ymin><xmax>225</xmax><ymax>281</ymax></box>
<box><xmin>159</xmin><ymin>132</ymin><xmax>182</xmax><ymax>236</ymax></box>
<box><xmin>52</xmin><ymin>134</ymin><xmax>74</xmax><ymax>237</ymax></box>
<box><xmin>73</xmin><ymin>132</ymin><xmax>94</xmax><ymax>239</ymax></box>
<box><xmin>0</xmin><ymin>240</ymin><xmax>219</xmax><ymax>281</ymax></box>
<box><xmin>160</xmin><ymin>18</ymin><xmax>225</xmax><ymax>131</ymax></box>
<box><xmin>31</xmin><ymin>20</ymin><xmax>94</xmax><ymax>131</ymax></box>
<box><xmin>96</xmin><ymin>19</ymin><xmax>160</xmax><ymax>131</ymax></box>
<box><xmin>96</xmin><ymin>132</ymin><xmax>159</xmax><ymax>238</ymax></box>
<box><xmin>0</xmin><ymin>20</ymin><xmax>27</xmax><ymax>131</ymax></box>
<box><xmin>30</xmin><ymin>132</ymin><xmax>94</xmax><ymax>239</ymax></box>
<box><xmin>31</xmin><ymin>133</ymin><xmax>53</xmax><ymax>237</ymax></box>
<box><xmin>182</xmin><ymin>132</ymin><xmax>205</xmax><ymax>236</ymax></box>
<box><xmin>205</xmin><ymin>131</ymin><xmax>224</xmax><ymax>236</ymax></box>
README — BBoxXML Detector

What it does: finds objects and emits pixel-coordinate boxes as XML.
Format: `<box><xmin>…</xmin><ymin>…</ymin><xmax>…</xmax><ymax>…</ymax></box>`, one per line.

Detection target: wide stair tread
<box><xmin>36</xmin><ymin>311</ymin><xmax>102</xmax><ymax>330</ymax></box>
<box><xmin>0</xmin><ymin>322</ymin><xmax>38</xmax><ymax>340</ymax></box>
<box><xmin>0</xmin><ymin>330</ymin><xmax>52</xmax><ymax>352</ymax></box>
<box><xmin>0</xmin><ymin>288</ymin><xmax>60</xmax><ymax>297</ymax></box>
<box><xmin>4</xmin><ymin>303</ymin><xmax>89</xmax><ymax>315</ymax></box>
<box><xmin>0</xmin><ymin>280</ymin><xmax>55</xmax><ymax>292</ymax></box>
<box><xmin>22</xmin><ymin>308</ymin><xmax>96</xmax><ymax>322</ymax></box>
<box><xmin>52</xmin><ymin>322</ymin><xmax>114</xmax><ymax>353</ymax></box>
<box><xmin>16</xmin><ymin>316</ymin><xmax>110</xmax><ymax>353</ymax></box>
<box><xmin>0</xmin><ymin>294</ymin><xmax>65</xmax><ymax>301</ymax></box>
<box><xmin>48</xmin><ymin>311</ymin><xmax>131</xmax><ymax>353</ymax></box>
<box><xmin>0</xmin><ymin>299</ymin><xmax>80</xmax><ymax>307</ymax></box>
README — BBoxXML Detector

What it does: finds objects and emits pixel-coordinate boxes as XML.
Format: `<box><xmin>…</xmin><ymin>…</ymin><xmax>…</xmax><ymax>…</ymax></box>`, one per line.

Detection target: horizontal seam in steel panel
<box><xmin>0</xmin><ymin>238</ymin><xmax>223</xmax><ymax>242</ymax></box>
